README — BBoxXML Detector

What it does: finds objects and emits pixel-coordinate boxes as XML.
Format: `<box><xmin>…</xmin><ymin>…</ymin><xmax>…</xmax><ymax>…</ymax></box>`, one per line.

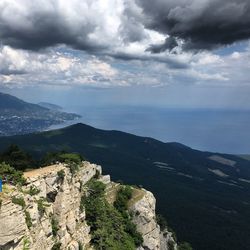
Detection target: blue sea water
<box><xmin>49</xmin><ymin>105</ymin><xmax>250</xmax><ymax>154</ymax></box>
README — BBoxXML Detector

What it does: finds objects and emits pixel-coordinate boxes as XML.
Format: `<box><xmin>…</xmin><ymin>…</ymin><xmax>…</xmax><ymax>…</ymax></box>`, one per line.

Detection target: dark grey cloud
<box><xmin>0</xmin><ymin>69</ymin><xmax>26</xmax><ymax>75</ymax></box>
<box><xmin>146</xmin><ymin>37</ymin><xmax>178</xmax><ymax>53</ymax></box>
<box><xmin>0</xmin><ymin>1</ymin><xmax>107</xmax><ymax>52</ymax></box>
<box><xmin>1</xmin><ymin>0</ymin><xmax>250</xmax><ymax>58</ymax></box>
<box><xmin>110</xmin><ymin>51</ymin><xmax>189</xmax><ymax>69</ymax></box>
<box><xmin>136</xmin><ymin>0</ymin><xmax>250</xmax><ymax>51</ymax></box>
<box><xmin>0</xmin><ymin>16</ymin><xmax>101</xmax><ymax>52</ymax></box>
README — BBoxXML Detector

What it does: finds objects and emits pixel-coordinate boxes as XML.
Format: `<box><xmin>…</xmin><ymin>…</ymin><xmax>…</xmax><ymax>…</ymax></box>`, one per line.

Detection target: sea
<box><xmin>48</xmin><ymin>105</ymin><xmax>250</xmax><ymax>154</ymax></box>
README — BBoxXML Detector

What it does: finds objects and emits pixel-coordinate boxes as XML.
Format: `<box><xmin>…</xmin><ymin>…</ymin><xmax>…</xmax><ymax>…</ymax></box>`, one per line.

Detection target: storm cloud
<box><xmin>136</xmin><ymin>0</ymin><xmax>250</xmax><ymax>51</ymax></box>
<box><xmin>0</xmin><ymin>0</ymin><xmax>121</xmax><ymax>52</ymax></box>
<box><xmin>1</xmin><ymin>0</ymin><xmax>250</xmax><ymax>55</ymax></box>
<box><xmin>0</xmin><ymin>0</ymin><xmax>250</xmax><ymax>90</ymax></box>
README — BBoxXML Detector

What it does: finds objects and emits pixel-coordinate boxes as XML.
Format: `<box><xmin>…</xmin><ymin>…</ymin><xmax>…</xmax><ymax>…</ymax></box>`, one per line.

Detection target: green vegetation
<box><xmin>168</xmin><ymin>240</ymin><xmax>175</xmax><ymax>250</ymax></box>
<box><xmin>28</xmin><ymin>186</ymin><xmax>40</xmax><ymax>196</ymax></box>
<box><xmin>0</xmin><ymin>162</ymin><xmax>26</xmax><ymax>186</ymax></box>
<box><xmin>58</xmin><ymin>153</ymin><xmax>83</xmax><ymax>164</ymax></box>
<box><xmin>51</xmin><ymin>242</ymin><xmax>61</xmax><ymax>250</ymax></box>
<box><xmin>22</xmin><ymin>237</ymin><xmax>30</xmax><ymax>250</ymax></box>
<box><xmin>114</xmin><ymin>186</ymin><xmax>143</xmax><ymax>247</ymax></box>
<box><xmin>78</xmin><ymin>242</ymin><xmax>83</xmax><ymax>250</ymax></box>
<box><xmin>114</xmin><ymin>185</ymin><xmax>132</xmax><ymax>214</ymax></box>
<box><xmin>12</xmin><ymin>196</ymin><xmax>26</xmax><ymax>209</ymax></box>
<box><xmin>156</xmin><ymin>214</ymin><xmax>168</xmax><ymax>231</ymax></box>
<box><xmin>42</xmin><ymin>152</ymin><xmax>83</xmax><ymax>175</ymax></box>
<box><xmin>37</xmin><ymin>198</ymin><xmax>47</xmax><ymax>216</ymax></box>
<box><xmin>42</xmin><ymin>152</ymin><xmax>83</xmax><ymax>166</ymax></box>
<box><xmin>1</xmin><ymin>125</ymin><xmax>250</xmax><ymax>250</ymax></box>
<box><xmin>0</xmin><ymin>144</ymin><xmax>34</xmax><ymax>171</ymax></box>
<box><xmin>67</xmin><ymin>161</ymin><xmax>79</xmax><ymax>175</ymax></box>
<box><xmin>51</xmin><ymin>216</ymin><xmax>59</xmax><ymax>237</ymax></box>
<box><xmin>80</xmin><ymin>195</ymin><xmax>85</xmax><ymax>213</ymax></box>
<box><xmin>25</xmin><ymin>210</ymin><xmax>32</xmax><ymax>229</ymax></box>
<box><xmin>83</xmin><ymin>180</ymin><xmax>142</xmax><ymax>250</ymax></box>
<box><xmin>57</xmin><ymin>170</ymin><xmax>65</xmax><ymax>180</ymax></box>
<box><xmin>178</xmin><ymin>242</ymin><xmax>193</xmax><ymax>250</ymax></box>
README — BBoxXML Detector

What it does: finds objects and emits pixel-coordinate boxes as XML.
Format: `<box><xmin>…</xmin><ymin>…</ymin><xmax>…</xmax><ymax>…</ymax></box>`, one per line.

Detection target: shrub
<box><xmin>114</xmin><ymin>186</ymin><xmax>133</xmax><ymax>213</ymax></box>
<box><xmin>42</xmin><ymin>152</ymin><xmax>83</xmax><ymax>166</ymax></box>
<box><xmin>66</xmin><ymin>161</ymin><xmax>79</xmax><ymax>175</ymax></box>
<box><xmin>0</xmin><ymin>162</ymin><xmax>26</xmax><ymax>186</ymax></box>
<box><xmin>28</xmin><ymin>186</ymin><xmax>40</xmax><ymax>196</ymax></box>
<box><xmin>37</xmin><ymin>198</ymin><xmax>47</xmax><ymax>216</ymax></box>
<box><xmin>168</xmin><ymin>240</ymin><xmax>175</xmax><ymax>250</ymax></box>
<box><xmin>22</xmin><ymin>237</ymin><xmax>30</xmax><ymax>250</ymax></box>
<box><xmin>168</xmin><ymin>227</ymin><xmax>177</xmax><ymax>242</ymax></box>
<box><xmin>80</xmin><ymin>196</ymin><xmax>85</xmax><ymax>213</ymax></box>
<box><xmin>25</xmin><ymin>210</ymin><xmax>32</xmax><ymax>229</ymax></box>
<box><xmin>156</xmin><ymin>214</ymin><xmax>168</xmax><ymax>231</ymax></box>
<box><xmin>87</xmin><ymin>179</ymin><xmax>106</xmax><ymax>198</ymax></box>
<box><xmin>78</xmin><ymin>242</ymin><xmax>83</xmax><ymax>250</ymax></box>
<box><xmin>12</xmin><ymin>196</ymin><xmax>26</xmax><ymax>209</ymax></box>
<box><xmin>58</xmin><ymin>153</ymin><xmax>82</xmax><ymax>164</ymax></box>
<box><xmin>51</xmin><ymin>216</ymin><xmax>59</xmax><ymax>237</ymax></box>
<box><xmin>57</xmin><ymin>170</ymin><xmax>65</xmax><ymax>180</ymax></box>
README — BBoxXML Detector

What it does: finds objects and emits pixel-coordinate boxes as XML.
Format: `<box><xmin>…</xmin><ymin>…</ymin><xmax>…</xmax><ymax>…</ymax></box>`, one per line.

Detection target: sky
<box><xmin>0</xmin><ymin>0</ymin><xmax>250</xmax><ymax>109</ymax></box>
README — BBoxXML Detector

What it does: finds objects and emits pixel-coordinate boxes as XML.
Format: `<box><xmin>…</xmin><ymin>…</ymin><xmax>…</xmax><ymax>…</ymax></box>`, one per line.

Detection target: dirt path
<box><xmin>23</xmin><ymin>164</ymin><xmax>64</xmax><ymax>178</ymax></box>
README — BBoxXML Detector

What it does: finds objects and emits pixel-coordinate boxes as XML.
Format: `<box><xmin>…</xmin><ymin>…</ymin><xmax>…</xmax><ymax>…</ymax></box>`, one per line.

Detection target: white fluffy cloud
<box><xmin>1</xmin><ymin>44</ymin><xmax>249</xmax><ymax>88</ymax></box>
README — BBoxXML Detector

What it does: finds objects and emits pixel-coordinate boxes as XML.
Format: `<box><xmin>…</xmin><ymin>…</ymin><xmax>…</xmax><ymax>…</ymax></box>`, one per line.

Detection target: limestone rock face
<box><xmin>130</xmin><ymin>190</ymin><xmax>177</xmax><ymax>250</ymax></box>
<box><xmin>0</xmin><ymin>161</ymin><xmax>176</xmax><ymax>250</ymax></box>
<box><xmin>0</xmin><ymin>162</ymin><xmax>102</xmax><ymax>250</ymax></box>
<box><xmin>0</xmin><ymin>201</ymin><xmax>27</xmax><ymax>247</ymax></box>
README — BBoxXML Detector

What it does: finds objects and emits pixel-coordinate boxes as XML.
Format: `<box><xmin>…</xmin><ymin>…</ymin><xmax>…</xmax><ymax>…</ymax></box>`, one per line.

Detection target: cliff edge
<box><xmin>0</xmin><ymin>161</ymin><xmax>176</xmax><ymax>250</ymax></box>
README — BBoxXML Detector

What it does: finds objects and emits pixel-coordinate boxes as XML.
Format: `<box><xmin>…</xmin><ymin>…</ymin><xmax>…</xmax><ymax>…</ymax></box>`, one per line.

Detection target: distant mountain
<box><xmin>38</xmin><ymin>102</ymin><xmax>63</xmax><ymax>111</ymax></box>
<box><xmin>0</xmin><ymin>92</ymin><xmax>46</xmax><ymax>111</ymax></box>
<box><xmin>0</xmin><ymin>123</ymin><xmax>249</xmax><ymax>250</ymax></box>
<box><xmin>0</xmin><ymin>92</ymin><xmax>80</xmax><ymax>136</ymax></box>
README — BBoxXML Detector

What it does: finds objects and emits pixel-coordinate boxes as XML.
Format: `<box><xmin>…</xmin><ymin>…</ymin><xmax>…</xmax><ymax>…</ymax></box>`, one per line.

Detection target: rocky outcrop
<box><xmin>0</xmin><ymin>161</ymin><xmax>177</xmax><ymax>250</ymax></box>
<box><xmin>129</xmin><ymin>190</ymin><xmax>177</xmax><ymax>250</ymax></box>
<box><xmin>0</xmin><ymin>162</ymin><xmax>100</xmax><ymax>250</ymax></box>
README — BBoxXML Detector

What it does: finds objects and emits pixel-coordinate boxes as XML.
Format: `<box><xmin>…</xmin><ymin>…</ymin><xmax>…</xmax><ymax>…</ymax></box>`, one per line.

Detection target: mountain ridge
<box><xmin>0</xmin><ymin>123</ymin><xmax>249</xmax><ymax>250</ymax></box>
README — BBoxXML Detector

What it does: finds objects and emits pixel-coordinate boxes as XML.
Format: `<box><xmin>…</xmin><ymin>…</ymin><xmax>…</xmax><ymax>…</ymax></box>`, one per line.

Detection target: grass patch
<box><xmin>12</xmin><ymin>196</ymin><xmax>25</xmax><ymax>209</ymax></box>
<box><xmin>51</xmin><ymin>216</ymin><xmax>59</xmax><ymax>237</ymax></box>
<box><xmin>25</xmin><ymin>210</ymin><xmax>32</xmax><ymax>229</ymax></box>
<box><xmin>28</xmin><ymin>186</ymin><xmax>40</xmax><ymax>196</ymax></box>
<box><xmin>37</xmin><ymin>198</ymin><xmax>48</xmax><ymax>216</ymax></box>
<box><xmin>22</xmin><ymin>237</ymin><xmax>30</xmax><ymax>250</ymax></box>
<box><xmin>127</xmin><ymin>188</ymin><xmax>145</xmax><ymax>208</ymax></box>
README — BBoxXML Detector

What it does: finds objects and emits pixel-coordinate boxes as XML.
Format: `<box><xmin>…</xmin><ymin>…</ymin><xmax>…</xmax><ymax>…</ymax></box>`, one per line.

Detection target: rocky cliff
<box><xmin>0</xmin><ymin>161</ymin><xmax>176</xmax><ymax>250</ymax></box>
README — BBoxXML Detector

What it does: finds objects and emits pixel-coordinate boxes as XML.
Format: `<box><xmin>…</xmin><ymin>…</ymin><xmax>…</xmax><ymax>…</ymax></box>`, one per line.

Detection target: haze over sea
<box><xmin>48</xmin><ymin>105</ymin><xmax>250</xmax><ymax>155</ymax></box>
